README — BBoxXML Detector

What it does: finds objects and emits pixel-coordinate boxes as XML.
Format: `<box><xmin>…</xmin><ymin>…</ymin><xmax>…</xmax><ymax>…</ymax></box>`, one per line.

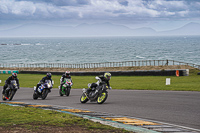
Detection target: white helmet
<box><xmin>65</xmin><ymin>71</ymin><xmax>70</xmax><ymax>77</ymax></box>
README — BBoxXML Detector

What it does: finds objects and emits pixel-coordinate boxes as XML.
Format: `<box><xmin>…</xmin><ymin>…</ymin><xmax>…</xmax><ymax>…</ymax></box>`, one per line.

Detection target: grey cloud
<box><xmin>0</xmin><ymin>0</ymin><xmax>199</xmax><ymax>24</ymax></box>
<box><xmin>118</xmin><ymin>0</ymin><xmax>128</xmax><ymax>6</ymax></box>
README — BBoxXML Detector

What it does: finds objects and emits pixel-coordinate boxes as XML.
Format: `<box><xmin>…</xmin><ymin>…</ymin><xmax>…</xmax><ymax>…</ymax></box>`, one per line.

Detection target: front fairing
<box><xmin>63</xmin><ymin>78</ymin><xmax>72</xmax><ymax>87</ymax></box>
<box><xmin>10</xmin><ymin>80</ymin><xmax>18</xmax><ymax>89</ymax></box>
<box><xmin>43</xmin><ymin>80</ymin><xmax>52</xmax><ymax>89</ymax></box>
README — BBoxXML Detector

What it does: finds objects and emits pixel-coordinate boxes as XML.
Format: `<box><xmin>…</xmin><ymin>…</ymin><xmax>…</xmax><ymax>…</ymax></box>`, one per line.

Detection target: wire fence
<box><xmin>0</xmin><ymin>60</ymin><xmax>200</xmax><ymax>69</ymax></box>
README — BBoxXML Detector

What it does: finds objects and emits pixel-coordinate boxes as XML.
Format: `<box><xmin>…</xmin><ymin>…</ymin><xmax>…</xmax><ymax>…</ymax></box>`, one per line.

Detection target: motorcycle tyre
<box><xmin>66</xmin><ymin>87</ymin><xmax>71</xmax><ymax>96</ymax></box>
<box><xmin>2</xmin><ymin>94</ymin><xmax>7</xmax><ymax>101</ymax></box>
<box><xmin>80</xmin><ymin>93</ymin><xmax>89</xmax><ymax>103</ymax></box>
<box><xmin>59</xmin><ymin>88</ymin><xmax>64</xmax><ymax>96</ymax></box>
<box><xmin>8</xmin><ymin>90</ymin><xmax>16</xmax><ymax>101</ymax></box>
<box><xmin>33</xmin><ymin>92</ymin><xmax>38</xmax><ymax>100</ymax></box>
<box><xmin>97</xmin><ymin>91</ymin><xmax>108</xmax><ymax>104</ymax></box>
<box><xmin>42</xmin><ymin>89</ymin><xmax>49</xmax><ymax>100</ymax></box>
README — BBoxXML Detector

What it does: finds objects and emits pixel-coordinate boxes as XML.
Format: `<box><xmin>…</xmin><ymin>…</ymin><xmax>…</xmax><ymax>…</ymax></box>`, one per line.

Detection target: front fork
<box><xmin>83</xmin><ymin>88</ymin><xmax>89</xmax><ymax>99</ymax></box>
<box><xmin>61</xmin><ymin>86</ymin><xmax>65</xmax><ymax>93</ymax></box>
<box><xmin>83</xmin><ymin>92</ymin><xmax>90</xmax><ymax>99</ymax></box>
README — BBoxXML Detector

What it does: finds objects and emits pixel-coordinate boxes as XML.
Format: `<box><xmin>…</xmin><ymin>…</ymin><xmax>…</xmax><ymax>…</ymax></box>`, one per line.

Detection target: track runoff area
<box><xmin>1</xmin><ymin>101</ymin><xmax>199</xmax><ymax>133</ymax></box>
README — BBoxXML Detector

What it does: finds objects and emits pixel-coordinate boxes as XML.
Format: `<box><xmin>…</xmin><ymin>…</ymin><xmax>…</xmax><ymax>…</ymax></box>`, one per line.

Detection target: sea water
<box><xmin>0</xmin><ymin>36</ymin><xmax>200</xmax><ymax>65</ymax></box>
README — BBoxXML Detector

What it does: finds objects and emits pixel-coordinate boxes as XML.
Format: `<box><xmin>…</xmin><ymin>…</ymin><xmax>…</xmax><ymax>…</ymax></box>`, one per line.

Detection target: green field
<box><xmin>0</xmin><ymin>69</ymin><xmax>200</xmax><ymax>91</ymax></box>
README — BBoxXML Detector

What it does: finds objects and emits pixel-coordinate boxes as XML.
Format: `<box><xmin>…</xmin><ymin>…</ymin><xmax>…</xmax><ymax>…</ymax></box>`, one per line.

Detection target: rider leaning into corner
<box><xmin>2</xmin><ymin>73</ymin><xmax>20</xmax><ymax>94</ymax></box>
<box><xmin>60</xmin><ymin>71</ymin><xmax>73</xmax><ymax>89</ymax></box>
<box><xmin>36</xmin><ymin>72</ymin><xmax>52</xmax><ymax>92</ymax></box>
<box><xmin>86</xmin><ymin>72</ymin><xmax>112</xmax><ymax>94</ymax></box>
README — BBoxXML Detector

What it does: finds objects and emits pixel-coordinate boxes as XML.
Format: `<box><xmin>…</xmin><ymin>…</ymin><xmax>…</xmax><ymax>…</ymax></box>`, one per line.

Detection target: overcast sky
<box><xmin>0</xmin><ymin>0</ymin><xmax>200</xmax><ymax>31</ymax></box>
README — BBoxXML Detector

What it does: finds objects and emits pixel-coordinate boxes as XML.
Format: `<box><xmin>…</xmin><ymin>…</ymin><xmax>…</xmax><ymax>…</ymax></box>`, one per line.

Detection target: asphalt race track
<box><xmin>0</xmin><ymin>86</ymin><xmax>200</xmax><ymax>131</ymax></box>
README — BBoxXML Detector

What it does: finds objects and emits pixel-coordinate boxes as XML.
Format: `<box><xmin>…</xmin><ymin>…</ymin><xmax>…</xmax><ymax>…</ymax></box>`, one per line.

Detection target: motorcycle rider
<box><xmin>86</xmin><ymin>72</ymin><xmax>112</xmax><ymax>94</ymax></box>
<box><xmin>36</xmin><ymin>72</ymin><xmax>52</xmax><ymax>93</ymax></box>
<box><xmin>60</xmin><ymin>71</ymin><xmax>73</xmax><ymax>90</ymax></box>
<box><xmin>2</xmin><ymin>73</ymin><xmax>20</xmax><ymax>95</ymax></box>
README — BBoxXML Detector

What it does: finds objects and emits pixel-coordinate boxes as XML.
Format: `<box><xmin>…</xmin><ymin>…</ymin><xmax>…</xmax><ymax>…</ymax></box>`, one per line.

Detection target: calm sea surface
<box><xmin>0</xmin><ymin>36</ymin><xmax>200</xmax><ymax>65</ymax></box>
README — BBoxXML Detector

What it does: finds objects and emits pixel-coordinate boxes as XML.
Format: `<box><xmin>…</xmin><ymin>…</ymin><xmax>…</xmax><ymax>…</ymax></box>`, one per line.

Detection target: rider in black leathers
<box><xmin>36</xmin><ymin>72</ymin><xmax>52</xmax><ymax>92</ymax></box>
<box><xmin>60</xmin><ymin>71</ymin><xmax>73</xmax><ymax>89</ymax></box>
<box><xmin>2</xmin><ymin>73</ymin><xmax>19</xmax><ymax>94</ymax></box>
<box><xmin>86</xmin><ymin>72</ymin><xmax>111</xmax><ymax>94</ymax></box>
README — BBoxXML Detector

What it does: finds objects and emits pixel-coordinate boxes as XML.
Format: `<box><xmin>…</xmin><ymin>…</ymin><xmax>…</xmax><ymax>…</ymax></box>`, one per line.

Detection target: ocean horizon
<box><xmin>1</xmin><ymin>36</ymin><xmax>200</xmax><ymax>65</ymax></box>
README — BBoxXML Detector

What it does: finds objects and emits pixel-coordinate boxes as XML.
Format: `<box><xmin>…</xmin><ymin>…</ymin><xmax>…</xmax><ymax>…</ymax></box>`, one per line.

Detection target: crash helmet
<box><xmin>12</xmin><ymin>73</ymin><xmax>17</xmax><ymax>78</ymax></box>
<box><xmin>104</xmin><ymin>72</ymin><xmax>111</xmax><ymax>80</ymax></box>
<box><xmin>46</xmin><ymin>72</ymin><xmax>52</xmax><ymax>79</ymax></box>
<box><xmin>65</xmin><ymin>71</ymin><xmax>70</xmax><ymax>77</ymax></box>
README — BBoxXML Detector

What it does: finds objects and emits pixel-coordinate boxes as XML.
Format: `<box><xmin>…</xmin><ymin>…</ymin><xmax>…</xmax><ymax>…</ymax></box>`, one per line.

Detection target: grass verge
<box><xmin>0</xmin><ymin>104</ymin><xmax>130</xmax><ymax>133</ymax></box>
<box><xmin>0</xmin><ymin>69</ymin><xmax>199</xmax><ymax>91</ymax></box>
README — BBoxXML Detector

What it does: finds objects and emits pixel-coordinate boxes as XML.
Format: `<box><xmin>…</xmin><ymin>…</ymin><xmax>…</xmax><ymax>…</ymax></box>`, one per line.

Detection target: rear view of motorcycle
<box><xmin>59</xmin><ymin>78</ymin><xmax>73</xmax><ymax>96</ymax></box>
<box><xmin>2</xmin><ymin>80</ymin><xmax>18</xmax><ymax>101</ymax></box>
<box><xmin>33</xmin><ymin>80</ymin><xmax>53</xmax><ymax>100</ymax></box>
<box><xmin>80</xmin><ymin>83</ymin><xmax>110</xmax><ymax>104</ymax></box>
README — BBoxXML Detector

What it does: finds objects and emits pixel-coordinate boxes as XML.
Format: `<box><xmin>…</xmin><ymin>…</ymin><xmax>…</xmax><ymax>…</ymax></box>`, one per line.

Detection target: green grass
<box><xmin>0</xmin><ymin>104</ymin><xmax>129</xmax><ymax>132</ymax></box>
<box><xmin>0</xmin><ymin>69</ymin><xmax>200</xmax><ymax>91</ymax></box>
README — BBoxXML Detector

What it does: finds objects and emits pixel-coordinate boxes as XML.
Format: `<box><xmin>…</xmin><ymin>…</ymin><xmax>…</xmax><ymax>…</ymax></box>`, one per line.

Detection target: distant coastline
<box><xmin>0</xmin><ymin>22</ymin><xmax>200</xmax><ymax>37</ymax></box>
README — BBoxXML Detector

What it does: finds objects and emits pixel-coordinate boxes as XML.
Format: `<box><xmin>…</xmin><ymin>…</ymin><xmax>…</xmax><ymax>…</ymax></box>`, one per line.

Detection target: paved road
<box><xmin>1</xmin><ymin>86</ymin><xmax>200</xmax><ymax>130</ymax></box>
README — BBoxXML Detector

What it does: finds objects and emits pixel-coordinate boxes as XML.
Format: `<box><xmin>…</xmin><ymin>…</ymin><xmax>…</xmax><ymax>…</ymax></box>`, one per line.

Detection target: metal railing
<box><xmin>0</xmin><ymin>60</ymin><xmax>199</xmax><ymax>69</ymax></box>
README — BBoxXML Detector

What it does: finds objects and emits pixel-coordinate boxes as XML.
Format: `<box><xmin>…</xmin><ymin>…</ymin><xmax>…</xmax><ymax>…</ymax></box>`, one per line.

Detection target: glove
<box><xmin>109</xmin><ymin>87</ymin><xmax>112</xmax><ymax>90</ymax></box>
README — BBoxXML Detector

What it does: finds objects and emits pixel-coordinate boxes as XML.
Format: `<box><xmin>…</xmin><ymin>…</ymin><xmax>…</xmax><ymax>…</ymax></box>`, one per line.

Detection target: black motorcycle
<box><xmin>80</xmin><ymin>83</ymin><xmax>111</xmax><ymax>104</ymax></box>
<box><xmin>33</xmin><ymin>80</ymin><xmax>52</xmax><ymax>100</ymax></box>
<box><xmin>2</xmin><ymin>80</ymin><xmax>18</xmax><ymax>101</ymax></box>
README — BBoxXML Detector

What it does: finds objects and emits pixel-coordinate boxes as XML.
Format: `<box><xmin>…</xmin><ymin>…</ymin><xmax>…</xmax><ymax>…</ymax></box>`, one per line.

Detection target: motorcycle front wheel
<box><xmin>97</xmin><ymin>91</ymin><xmax>108</xmax><ymax>104</ymax></box>
<box><xmin>66</xmin><ymin>87</ymin><xmax>71</xmax><ymax>96</ymax></box>
<box><xmin>33</xmin><ymin>92</ymin><xmax>38</xmax><ymax>100</ymax></box>
<box><xmin>59</xmin><ymin>88</ymin><xmax>64</xmax><ymax>96</ymax></box>
<box><xmin>80</xmin><ymin>93</ymin><xmax>89</xmax><ymax>103</ymax></box>
<box><xmin>8</xmin><ymin>90</ymin><xmax>16</xmax><ymax>101</ymax></box>
<box><xmin>42</xmin><ymin>89</ymin><xmax>49</xmax><ymax>100</ymax></box>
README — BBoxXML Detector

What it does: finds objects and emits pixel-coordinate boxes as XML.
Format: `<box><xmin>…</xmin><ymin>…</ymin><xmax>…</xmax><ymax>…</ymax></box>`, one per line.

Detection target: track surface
<box><xmin>1</xmin><ymin>87</ymin><xmax>200</xmax><ymax>130</ymax></box>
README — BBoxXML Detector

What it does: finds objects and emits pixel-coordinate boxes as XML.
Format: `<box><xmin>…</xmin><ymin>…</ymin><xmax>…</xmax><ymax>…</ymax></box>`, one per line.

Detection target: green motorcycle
<box><xmin>59</xmin><ymin>78</ymin><xmax>73</xmax><ymax>96</ymax></box>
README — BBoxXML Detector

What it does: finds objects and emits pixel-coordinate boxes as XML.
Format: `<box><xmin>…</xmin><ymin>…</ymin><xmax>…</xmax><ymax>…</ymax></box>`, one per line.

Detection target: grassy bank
<box><xmin>0</xmin><ymin>69</ymin><xmax>199</xmax><ymax>91</ymax></box>
<box><xmin>0</xmin><ymin>104</ymin><xmax>130</xmax><ymax>133</ymax></box>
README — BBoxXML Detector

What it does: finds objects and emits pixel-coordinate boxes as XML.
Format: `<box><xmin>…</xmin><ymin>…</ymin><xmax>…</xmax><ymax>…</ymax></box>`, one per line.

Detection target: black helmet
<box><xmin>104</xmin><ymin>72</ymin><xmax>111</xmax><ymax>80</ymax></box>
<box><xmin>46</xmin><ymin>72</ymin><xmax>52</xmax><ymax>79</ymax></box>
<box><xmin>12</xmin><ymin>73</ymin><xmax>17</xmax><ymax>78</ymax></box>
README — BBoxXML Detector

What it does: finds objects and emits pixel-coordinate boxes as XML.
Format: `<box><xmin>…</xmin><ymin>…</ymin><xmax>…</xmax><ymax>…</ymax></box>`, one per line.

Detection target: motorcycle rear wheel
<box><xmin>2</xmin><ymin>94</ymin><xmax>7</xmax><ymax>101</ymax></box>
<box><xmin>80</xmin><ymin>93</ymin><xmax>89</xmax><ymax>103</ymax></box>
<box><xmin>97</xmin><ymin>91</ymin><xmax>108</xmax><ymax>104</ymax></box>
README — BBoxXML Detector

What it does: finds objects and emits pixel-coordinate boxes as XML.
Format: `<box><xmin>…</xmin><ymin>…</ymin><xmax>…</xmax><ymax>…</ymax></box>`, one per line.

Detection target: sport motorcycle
<box><xmin>33</xmin><ymin>80</ymin><xmax>53</xmax><ymax>100</ymax></box>
<box><xmin>59</xmin><ymin>78</ymin><xmax>73</xmax><ymax>96</ymax></box>
<box><xmin>80</xmin><ymin>82</ymin><xmax>111</xmax><ymax>104</ymax></box>
<box><xmin>2</xmin><ymin>80</ymin><xmax>18</xmax><ymax>101</ymax></box>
